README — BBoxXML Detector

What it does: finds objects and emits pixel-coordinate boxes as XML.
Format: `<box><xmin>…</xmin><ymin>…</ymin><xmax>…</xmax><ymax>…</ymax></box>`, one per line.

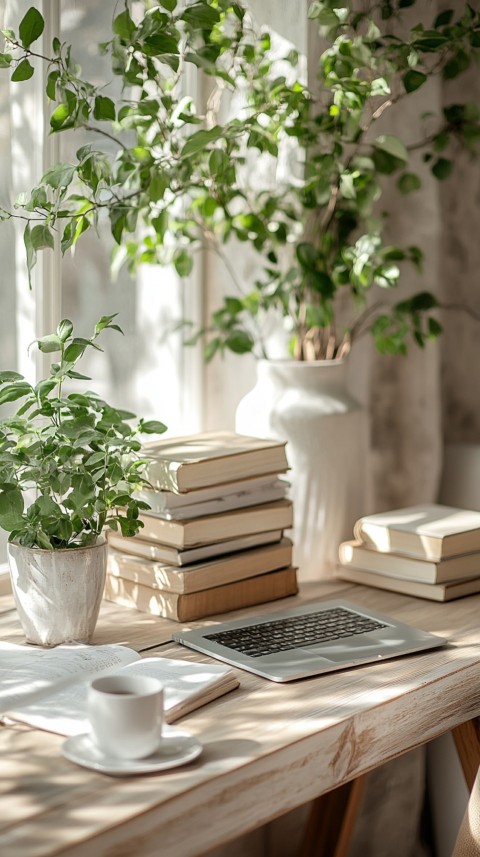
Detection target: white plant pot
<box><xmin>236</xmin><ymin>359</ymin><xmax>369</xmax><ymax>581</ymax></box>
<box><xmin>7</xmin><ymin>537</ymin><xmax>108</xmax><ymax>647</ymax></box>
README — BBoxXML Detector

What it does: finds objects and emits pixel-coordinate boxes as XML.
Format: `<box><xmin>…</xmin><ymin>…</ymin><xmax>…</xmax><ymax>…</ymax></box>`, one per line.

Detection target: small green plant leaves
<box><xmin>397</xmin><ymin>172</ymin><xmax>422</xmax><ymax>193</ymax></box>
<box><xmin>0</xmin><ymin>381</ymin><xmax>32</xmax><ymax>405</ymax></box>
<box><xmin>93</xmin><ymin>95</ymin><xmax>116</xmax><ymax>121</ymax></box>
<box><xmin>19</xmin><ymin>6</ymin><xmax>44</xmax><ymax>49</ymax></box>
<box><xmin>36</xmin><ymin>334</ymin><xmax>63</xmax><ymax>353</ymax></box>
<box><xmin>180</xmin><ymin>127</ymin><xmax>223</xmax><ymax>158</ymax></box>
<box><xmin>30</xmin><ymin>224</ymin><xmax>54</xmax><ymax>250</ymax></box>
<box><xmin>57</xmin><ymin>319</ymin><xmax>74</xmax><ymax>341</ymax></box>
<box><xmin>0</xmin><ymin>485</ymin><xmax>24</xmax><ymax>531</ymax></box>
<box><xmin>11</xmin><ymin>58</ymin><xmax>34</xmax><ymax>82</ymax></box>
<box><xmin>113</xmin><ymin>9</ymin><xmax>136</xmax><ymax>40</ymax></box>
<box><xmin>174</xmin><ymin>250</ymin><xmax>193</xmax><ymax>277</ymax></box>
<box><xmin>42</xmin><ymin>163</ymin><xmax>76</xmax><ymax>189</ymax></box>
<box><xmin>138</xmin><ymin>419</ymin><xmax>168</xmax><ymax>434</ymax></box>
<box><xmin>403</xmin><ymin>70</ymin><xmax>427</xmax><ymax>93</ymax></box>
<box><xmin>373</xmin><ymin>135</ymin><xmax>408</xmax><ymax>163</ymax></box>
<box><xmin>431</xmin><ymin>158</ymin><xmax>453</xmax><ymax>179</ymax></box>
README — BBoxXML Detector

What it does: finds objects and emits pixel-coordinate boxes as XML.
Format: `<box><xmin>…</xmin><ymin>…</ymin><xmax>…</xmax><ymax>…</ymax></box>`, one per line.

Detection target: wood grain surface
<box><xmin>1</xmin><ymin>579</ymin><xmax>480</xmax><ymax>857</ymax></box>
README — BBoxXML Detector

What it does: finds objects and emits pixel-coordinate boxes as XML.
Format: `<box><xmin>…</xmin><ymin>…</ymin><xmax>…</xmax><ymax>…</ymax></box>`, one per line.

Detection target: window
<box><xmin>0</xmin><ymin>0</ymin><xmax>308</xmax><ymax>566</ymax></box>
<box><xmin>0</xmin><ymin>0</ymin><xmax>204</xmax><ymax>563</ymax></box>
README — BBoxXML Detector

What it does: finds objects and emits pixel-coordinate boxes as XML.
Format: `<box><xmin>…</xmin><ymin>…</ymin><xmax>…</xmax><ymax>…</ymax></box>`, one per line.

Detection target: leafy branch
<box><xmin>1</xmin><ymin>1</ymin><xmax>480</xmax><ymax>359</ymax></box>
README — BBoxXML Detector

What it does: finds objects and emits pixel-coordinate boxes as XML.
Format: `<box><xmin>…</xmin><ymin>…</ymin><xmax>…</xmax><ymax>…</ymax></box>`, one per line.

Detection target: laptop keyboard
<box><xmin>204</xmin><ymin>606</ymin><xmax>388</xmax><ymax>658</ymax></box>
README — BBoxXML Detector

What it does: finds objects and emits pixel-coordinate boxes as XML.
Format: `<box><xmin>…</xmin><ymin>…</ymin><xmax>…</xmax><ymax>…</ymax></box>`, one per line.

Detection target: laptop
<box><xmin>172</xmin><ymin>598</ymin><xmax>446</xmax><ymax>682</ymax></box>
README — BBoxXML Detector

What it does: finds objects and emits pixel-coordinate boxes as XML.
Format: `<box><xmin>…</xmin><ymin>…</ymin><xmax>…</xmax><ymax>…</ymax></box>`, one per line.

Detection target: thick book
<box><xmin>108</xmin><ymin>537</ymin><xmax>293</xmax><ymax>594</ymax></box>
<box><xmin>0</xmin><ymin>642</ymin><xmax>239</xmax><ymax>737</ymax></box>
<box><xmin>104</xmin><ymin>566</ymin><xmax>299</xmax><ymax>622</ymax></box>
<box><xmin>336</xmin><ymin>565</ymin><xmax>480</xmax><ymax>602</ymax></box>
<box><xmin>136</xmin><ymin>477</ymin><xmax>289</xmax><ymax>519</ymax></box>
<box><xmin>353</xmin><ymin>504</ymin><xmax>480</xmax><ymax>561</ymax></box>
<box><xmin>339</xmin><ymin>540</ymin><xmax>480</xmax><ymax>584</ymax></box>
<box><xmin>106</xmin><ymin>528</ymin><xmax>284</xmax><ymax>566</ymax></box>
<box><xmin>136</xmin><ymin>499</ymin><xmax>293</xmax><ymax>549</ymax></box>
<box><xmin>141</xmin><ymin>431</ymin><xmax>289</xmax><ymax>492</ymax></box>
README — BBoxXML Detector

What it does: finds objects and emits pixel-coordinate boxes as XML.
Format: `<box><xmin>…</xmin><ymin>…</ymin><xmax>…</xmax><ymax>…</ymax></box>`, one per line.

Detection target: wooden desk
<box><xmin>1</xmin><ymin>579</ymin><xmax>480</xmax><ymax>857</ymax></box>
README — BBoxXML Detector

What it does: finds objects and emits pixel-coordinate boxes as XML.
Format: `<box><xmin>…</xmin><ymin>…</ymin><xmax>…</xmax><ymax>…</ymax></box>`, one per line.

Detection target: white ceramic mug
<box><xmin>87</xmin><ymin>673</ymin><xmax>164</xmax><ymax>760</ymax></box>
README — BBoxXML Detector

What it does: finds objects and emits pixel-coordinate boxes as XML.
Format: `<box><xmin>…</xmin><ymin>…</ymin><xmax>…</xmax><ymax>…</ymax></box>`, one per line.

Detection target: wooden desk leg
<box><xmin>298</xmin><ymin>775</ymin><xmax>366</xmax><ymax>857</ymax></box>
<box><xmin>452</xmin><ymin>717</ymin><xmax>480</xmax><ymax>791</ymax></box>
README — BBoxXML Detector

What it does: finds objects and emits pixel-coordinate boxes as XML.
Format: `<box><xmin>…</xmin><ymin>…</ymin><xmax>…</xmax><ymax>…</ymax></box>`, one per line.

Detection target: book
<box><xmin>141</xmin><ymin>431</ymin><xmax>289</xmax><ymax>493</ymax></box>
<box><xmin>106</xmin><ymin>528</ymin><xmax>284</xmax><ymax>566</ymax></box>
<box><xmin>136</xmin><ymin>477</ymin><xmax>289</xmax><ymax>519</ymax></box>
<box><xmin>339</xmin><ymin>540</ymin><xmax>480</xmax><ymax>584</ymax></box>
<box><xmin>0</xmin><ymin>641</ymin><xmax>239</xmax><ymax>737</ymax></box>
<box><xmin>108</xmin><ymin>537</ymin><xmax>293</xmax><ymax>594</ymax></box>
<box><xmin>335</xmin><ymin>565</ymin><xmax>480</xmax><ymax>602</ymax></box>
<box><xmin>136</xmin><ymin>474</ymin><xmax>288</xmax><ymax>513</ymax></box>
<box><xmin>136</xmin><ymin>499</ymin><xmax>293</xmax><ymax>549</ymax></box>
<box><xmin>104</xmin><ymin>566</ymin><xmax>299</xmax><ymax>621</ymax></box>
<box><xmin>353</xmin><ymin>504</ymin><xmax>480</xmax><ymax>561</ymax></box>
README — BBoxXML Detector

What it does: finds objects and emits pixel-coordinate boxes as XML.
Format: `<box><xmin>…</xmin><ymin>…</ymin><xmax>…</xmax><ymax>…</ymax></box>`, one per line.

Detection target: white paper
<box><xmin>1</xmin><ymin>651</ymin><xmax>236</xmax><ymax>736</ymax></box>
<box><xmin>0</xmin><ymin>641</ymin><xmax>139</xmax><ymax>712</ymax></box>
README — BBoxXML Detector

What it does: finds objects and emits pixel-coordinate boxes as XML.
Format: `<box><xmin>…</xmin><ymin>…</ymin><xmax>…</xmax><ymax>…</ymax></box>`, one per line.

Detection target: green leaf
<box><xmin>94</xmin><ymin>314</ymin><xmax>122</xmax><ymax>335</ymax></box>
<box><xmin>46</xmin><ymin>70</ymin><xmax>59</xmax><ymax>100</ymax></box>
<box><xmin>180</xmin><ymin>127</ymin><xmax>223</xmax><ymax>158</ymax></box>
<box><xmin>93</xmin><ymin>95</ymin><xmax>116</xmax><ymax>122</ymax></box>
<box><xmin>42</xmin><ymin>163</ymin><xmax>76</xmax><ymax>189</ymax></box>
<box><xmin>35</xmin><ymin>379</ymin><xmax>56</xmax><ymax>398</ymax></box>
<box><xmin>174</xmin><ymin>250</ymin><xmax>193</xmax><ymax>277</ymax></box>
<box><xmin>373</xmin><ymin>135</ymin><xmax>408</xmax><ymax>163</ymax></box>
<box><xmin>30</xmin><ymin>224</ymin><xmax>54</xmax><ymax>251</ymax></box>
<box><xmin>36</xmin><ymin>334</ymin><xmax>62</xmax><ymax>353</ymax></box>
<box><xmin>50</xmin><ymin>93</ymin><xmax>76</xmax><ymax>131</ymax></box>
<box><xmin>397</xmin><ymin>172</ymin><xmax>422</xmax><ymax>193</ymax></box>
<box><xmin>11</xmin><ymin>58</ymin><xmax>34</xmax><ymax>82</ymax></box>
<box><xmin>57</xmin><ymin>319</ymin><xmax>74</xmax><ymax>341</ymax></box>
<box><xmin>225</xmin><ymin>329</ymin><xmax>254</xmax><ymax>354</ymax></box>
<box><xmin>296</xmin><ymin>243</ymin><xmax>317</xmax><ymax>269</ymax></box>
<box><xmin>443</xmin><ymin>51</ymin><xmax>470</xmax><ymax>80</ymax></box>
<box><xmin>434</xmin><ymin>10</ymin><xmax>454</xmax><ymax>27</ymax></box>
<box><xmin>181</xmin><ymin>3</ymin><xmax>221</xmax><ymax>29</ymax></box>
<box><xmin>0</xmin><ymin>485</ymin><xmax>24</xmax><ymax>531</ymax></box>
<box><xmin>0</xmin><ymin>370</ymin><xmax>24</xmax><ymax>382</ymax></box>
<box><xmin>403</xmin><ymin>70</ymin><xmax>427</xmax><ymax>93</ymax></box>
<box><xmin>431</xmin><ymin>158</ymin><xmax>453</xmax><ymax>180</ymax></box>
<box><xmin>139</xmin><ymin>420</ymin><xmax>168</xmax><ymax>434</ymax></box>
<box><xmin>209</xmin><ymin>148</ymin><xmax>228</xmax><ymax>175</ymax></box>
<box><xmin>428</xmin><ymin>317</ymin><xmax>443</xmax><ymax>338</ymax></box>
<box><xmin>0</xmin><ymin>52</ymin><xmax>12</xmax><ymax>68</ymax></box>
<box><xmin>113</xmin><ymin>9</ymin><xmax>136</xmax><ymax>40</ymax></box>
<box><xmin>23</xmin><ymin>223</ymin><xmax>36</xmax><ymax>287</ymax></box>
<box><xmin>0</xmin><ymin>380</ymin><xmax>32</xmax><ymax>404</ymax></box>
<box><xmin>19</xmin><ymin>7</ymin><xmax>44</xmax><ymax>49</ymax></box>
<box><xmin>63</xmin><ymin>340</ymin><xmax>87</xmax><ymax>362</ymax></box>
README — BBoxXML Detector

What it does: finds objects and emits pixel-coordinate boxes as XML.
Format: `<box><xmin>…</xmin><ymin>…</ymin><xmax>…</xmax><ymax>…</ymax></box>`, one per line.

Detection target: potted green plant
<box><xmin>0</xmin><ymin>314</ymin><xmax>166</xmax><ymax>646</ymax></box>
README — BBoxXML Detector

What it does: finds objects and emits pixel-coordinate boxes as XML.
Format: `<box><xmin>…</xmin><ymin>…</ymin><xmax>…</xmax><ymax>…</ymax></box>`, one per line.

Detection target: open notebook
<box><xmin>172</xmin><ymin>598</ymin><xmax>446</xmax><ymax>682</ymax></box>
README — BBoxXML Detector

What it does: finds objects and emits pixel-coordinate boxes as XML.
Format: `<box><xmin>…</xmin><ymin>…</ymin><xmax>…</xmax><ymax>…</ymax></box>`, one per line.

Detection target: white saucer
<box><xmin>62</xmin><ymin>727</ymin><xmax>202</xmax><ymax>776</ymax></box>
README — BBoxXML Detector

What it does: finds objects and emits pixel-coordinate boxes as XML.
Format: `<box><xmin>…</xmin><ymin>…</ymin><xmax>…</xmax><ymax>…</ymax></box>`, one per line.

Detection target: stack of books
<box><xmin>105</xmin><ymin>431</ymin><xmax>298</xmax><ymax>621</ymax></box>
<box><xmin>336</xmin><ymin>503</ymin><xmax>480</xmax><ymax>601</ymax></box>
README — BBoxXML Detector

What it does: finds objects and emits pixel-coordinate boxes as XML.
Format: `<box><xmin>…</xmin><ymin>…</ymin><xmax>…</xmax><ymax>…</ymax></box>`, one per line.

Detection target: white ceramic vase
<box><xmin>7</xmin><ymin>536</ymin><xmax>108</xmax><ymax>647</ymax></box>
<box><xmin>235</xmin><ymin>359</ymin><xmax>369</xmax><ymax>581</ymax></box>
